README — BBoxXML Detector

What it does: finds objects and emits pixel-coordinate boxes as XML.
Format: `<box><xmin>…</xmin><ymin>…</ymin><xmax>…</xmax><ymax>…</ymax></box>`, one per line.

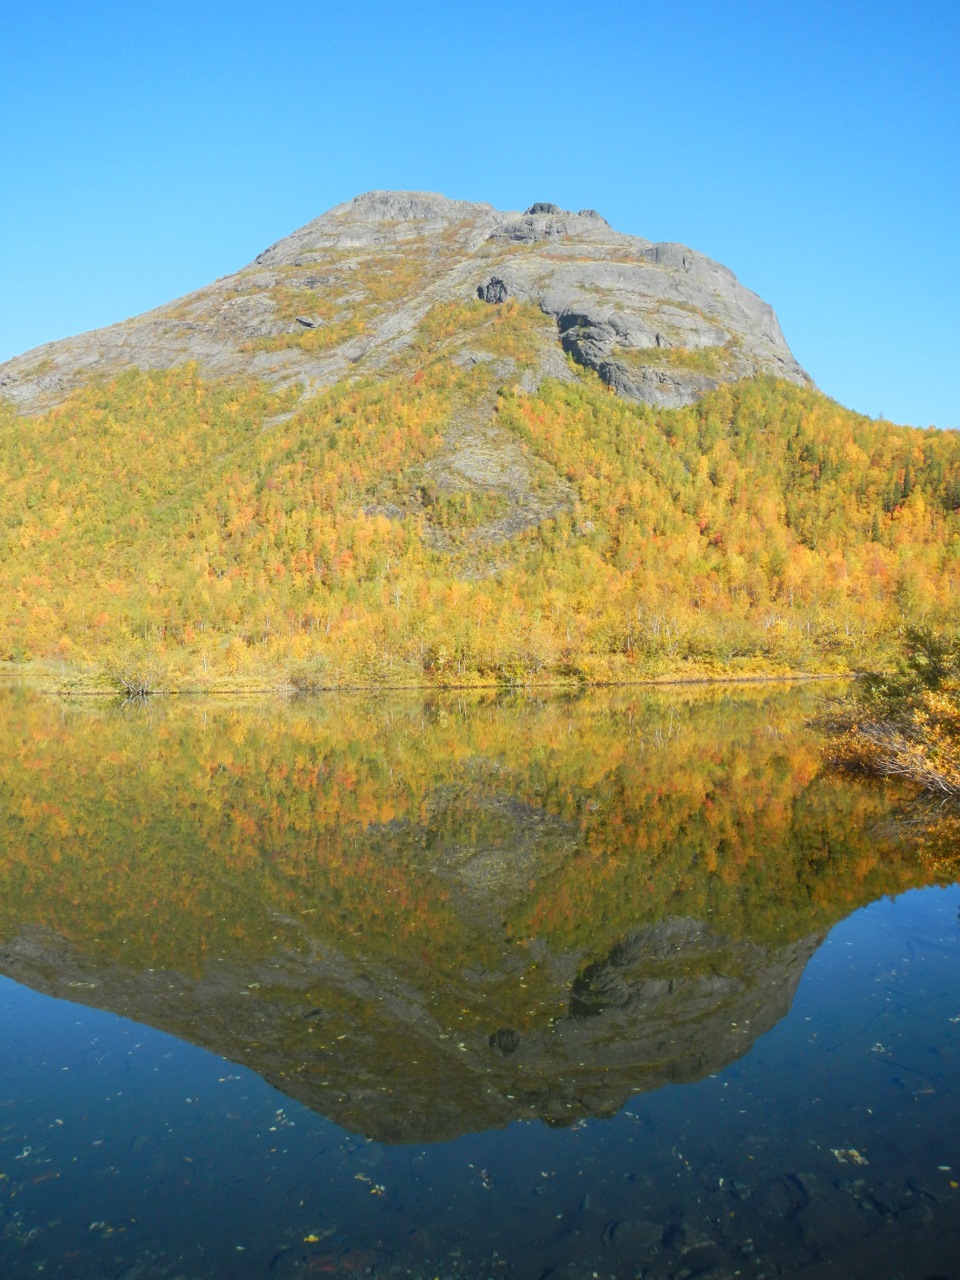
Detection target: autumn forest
<box><xmin>2</xmin><ymin>298</ymin><xmax>960</xmax><ymax>691</ymax></box>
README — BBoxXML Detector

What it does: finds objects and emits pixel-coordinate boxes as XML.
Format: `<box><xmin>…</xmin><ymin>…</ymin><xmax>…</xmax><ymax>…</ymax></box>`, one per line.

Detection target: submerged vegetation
<box><xmin>2</xmin><ymin>296</ymin><xmax>960</xmax><ymax>691</ymax></box>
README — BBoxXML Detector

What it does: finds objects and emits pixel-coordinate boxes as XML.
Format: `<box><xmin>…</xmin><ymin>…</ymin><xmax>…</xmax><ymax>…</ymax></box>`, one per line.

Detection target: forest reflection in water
<box><xmin>0</xmin><ymin>682</ymin><xmax>958</xmax><ymax>1279</ymax></box>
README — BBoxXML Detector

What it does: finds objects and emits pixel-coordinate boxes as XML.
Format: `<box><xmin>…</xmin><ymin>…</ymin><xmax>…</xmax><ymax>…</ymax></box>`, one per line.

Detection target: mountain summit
<box><xmin>0</xmin><ymin>190</ymin><xmax>810</xmax><ymax>415</ymax></box>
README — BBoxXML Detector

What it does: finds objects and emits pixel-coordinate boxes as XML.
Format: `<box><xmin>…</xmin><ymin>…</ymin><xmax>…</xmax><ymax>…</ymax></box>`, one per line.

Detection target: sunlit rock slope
<box><xmin>0</xmin><ymin>190</ymin><xmax>810</xmax><ymax>415</ymax></box>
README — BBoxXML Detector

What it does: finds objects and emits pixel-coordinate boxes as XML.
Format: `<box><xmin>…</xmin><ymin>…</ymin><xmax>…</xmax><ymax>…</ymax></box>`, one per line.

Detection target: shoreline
<box><xmin>1</xmin><ymin>667</ymin><xmax>853</xmax><ymax>699</ymax></box>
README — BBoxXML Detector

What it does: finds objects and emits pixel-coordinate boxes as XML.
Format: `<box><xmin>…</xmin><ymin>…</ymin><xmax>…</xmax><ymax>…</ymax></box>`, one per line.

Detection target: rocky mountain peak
<box><xmin>490</xmin><ymin>202</ymin><xmax>612</xmax><ymax>244</ymax></box>
<box><xmin>0</xmin><ymin>190</ymin><xmax>811</xmax><ymax>415</ymax></box>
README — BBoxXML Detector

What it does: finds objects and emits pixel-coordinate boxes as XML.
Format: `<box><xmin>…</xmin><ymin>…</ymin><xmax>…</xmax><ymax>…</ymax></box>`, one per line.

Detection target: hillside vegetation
<box><xmin>2</xmin><ymin>302</ymin><xmax>960</xmax><ymax>690</ymax></box>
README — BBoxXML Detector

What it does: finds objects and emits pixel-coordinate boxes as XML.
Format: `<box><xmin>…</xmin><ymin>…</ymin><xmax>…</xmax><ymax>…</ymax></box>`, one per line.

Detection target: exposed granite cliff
<box><xmin>0</xmin><ymin>191</ymin><xmax>810</xmax><ymax>415</ymax></box>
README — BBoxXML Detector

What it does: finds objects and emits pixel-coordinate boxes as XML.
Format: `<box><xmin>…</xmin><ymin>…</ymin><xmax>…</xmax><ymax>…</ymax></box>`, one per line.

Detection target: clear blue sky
<box><xmin>2</xmin><ymin>0</ymin><xmax>957</xmax><ymax>427</ymax></box>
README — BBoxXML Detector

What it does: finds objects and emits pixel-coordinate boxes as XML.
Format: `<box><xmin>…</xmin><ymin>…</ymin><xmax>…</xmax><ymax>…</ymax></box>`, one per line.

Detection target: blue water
<box><xmin>2</xmin><ymin>886</ymin><xmax>958</xmax><ymax>1279</ymax></box>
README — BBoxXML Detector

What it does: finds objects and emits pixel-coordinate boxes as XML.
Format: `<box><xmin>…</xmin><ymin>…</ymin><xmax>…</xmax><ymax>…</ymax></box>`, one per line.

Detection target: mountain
<box><xmin>0</xmin><ymin>190</ymin><xmax>809</xmax><ymax>415</ymax></box>
<box><xmin>0</xmin><ymin>191</ymin><xmax>958</xmax><ymax>690</ymax></box>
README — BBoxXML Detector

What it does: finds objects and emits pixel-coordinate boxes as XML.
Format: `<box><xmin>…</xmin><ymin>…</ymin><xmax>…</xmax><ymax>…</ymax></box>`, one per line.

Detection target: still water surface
<box><xmin>0</xmin><ymin>684</ymin><xmax>957</xmax><ymax>1278</ymax></box>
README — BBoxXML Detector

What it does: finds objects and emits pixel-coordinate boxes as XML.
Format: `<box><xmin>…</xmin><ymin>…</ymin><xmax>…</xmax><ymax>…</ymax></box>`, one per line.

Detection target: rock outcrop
<box><xmin>0</xmin><ymin>190</ymin><xmax>810</xmax><ymax>415</ymax></box>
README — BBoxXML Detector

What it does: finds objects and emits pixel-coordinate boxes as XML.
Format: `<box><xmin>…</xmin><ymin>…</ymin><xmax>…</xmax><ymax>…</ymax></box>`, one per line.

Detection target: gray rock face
<box><xmin>476</xmin><ymin>276</ymin><xmax>511</xmax><ymax>305</ymax></box>
<box><xmin>599</xmin><ymin>359</ymin><xmax>720</xmax><ymax>408</ymax></box>
<box><xmin>0</xmin><ymin>190</ymin><xmax>811</xmax><ymax>415</ymax></box>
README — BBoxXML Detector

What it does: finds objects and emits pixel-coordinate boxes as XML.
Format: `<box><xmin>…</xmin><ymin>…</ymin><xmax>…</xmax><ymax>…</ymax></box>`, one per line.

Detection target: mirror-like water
<box><xmin>0</xmin><ymin>684</ymin><xmax>957</xmax><ymax>1278</ymax></box>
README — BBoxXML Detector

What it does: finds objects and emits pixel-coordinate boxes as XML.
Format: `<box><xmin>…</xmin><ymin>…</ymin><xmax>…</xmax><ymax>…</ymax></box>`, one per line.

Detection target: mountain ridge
<box><xmin>0</xmin><ymin>189</ymin><xmax>810</xmax><ymax>416</ymax></box>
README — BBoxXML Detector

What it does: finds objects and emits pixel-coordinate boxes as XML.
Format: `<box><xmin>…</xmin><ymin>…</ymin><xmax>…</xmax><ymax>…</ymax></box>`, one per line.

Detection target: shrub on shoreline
<box><xmin>826</xmin><ymin>627</ymin><xmax>960</xmax><ymax>796</ymax></box>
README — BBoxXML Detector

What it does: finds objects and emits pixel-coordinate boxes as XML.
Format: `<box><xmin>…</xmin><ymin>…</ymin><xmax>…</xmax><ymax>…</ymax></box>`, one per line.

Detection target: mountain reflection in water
<box><xmin>0</xmin><ymin>682</ymin><xmax>948</xmax><ymax>1144</ymax></box>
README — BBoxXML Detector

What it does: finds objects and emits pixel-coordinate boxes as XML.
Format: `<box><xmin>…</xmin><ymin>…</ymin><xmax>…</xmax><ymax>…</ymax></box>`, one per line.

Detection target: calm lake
<box><xmin>0</xmin><ymin>683</ymin><xmax>958</xmax><ymax>1279</ymax></box>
